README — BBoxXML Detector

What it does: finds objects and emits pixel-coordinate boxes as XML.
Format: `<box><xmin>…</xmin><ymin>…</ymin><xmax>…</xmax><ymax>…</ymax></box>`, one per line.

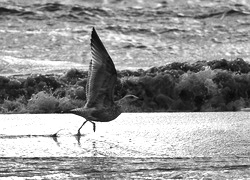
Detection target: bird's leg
<box><xmin>90</xmin><ymin>121</ymin><xmax>96</xmax><ymax>132</ymax></box>
<box><xmin>77</xmin><ymin>120</ymin><xmax>88</xmax><ymax>136</ymax></box>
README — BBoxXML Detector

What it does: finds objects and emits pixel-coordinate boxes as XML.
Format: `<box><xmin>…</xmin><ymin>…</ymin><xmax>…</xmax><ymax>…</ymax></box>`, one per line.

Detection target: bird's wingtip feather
<box><xmin>91</xmin><ymin>27</ymin><xmax>97</xmax><ymax>38</ymax></box>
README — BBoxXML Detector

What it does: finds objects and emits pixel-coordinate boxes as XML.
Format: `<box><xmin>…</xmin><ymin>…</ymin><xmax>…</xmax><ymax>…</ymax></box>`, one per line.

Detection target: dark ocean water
<box><xmin>1</xmin><ymin>156</ymin><xmax>250</xmax><ymax>179</ymax></box>
<box><xmin>0</xmin><ymin>0</ymin><xmax>250</xmax><ymax>74</ymax></box>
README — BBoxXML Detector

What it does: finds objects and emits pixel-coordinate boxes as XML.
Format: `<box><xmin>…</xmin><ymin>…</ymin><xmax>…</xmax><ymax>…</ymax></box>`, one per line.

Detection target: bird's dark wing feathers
<box><xmin>85</xmin><ymin>27</ymin><xmax>117</xmax><ymax>108</ymax></box>
<box><xmin>85</xmin><ymin>59</ymin><xmax>92</xmax><ymax>99</ymax></box>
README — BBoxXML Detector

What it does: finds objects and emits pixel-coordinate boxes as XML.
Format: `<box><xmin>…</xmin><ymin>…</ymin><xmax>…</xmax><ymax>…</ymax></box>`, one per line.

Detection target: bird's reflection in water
<box><xmin>74</xmin><ymin>134</ymin><xmax>87</xmax><ymax>146</ymax></box>
<box><xmin>51</xmin><ymin>136</ymin><xmax>60</xmax><ymax>146</ymax></box>
<box><xmin>75</xmin><ymin>135</ymin><xmax>81</xmax><ymax>146</ymax></box>
<box><xmin>92</xmin><ymin>141</ymin><xmax>97</xmax><ymax>156</ymax></box>
<box><xmin>75</xmin><ymin>135</ymin><xmax>98</xmax><ymax>156</ymax></box>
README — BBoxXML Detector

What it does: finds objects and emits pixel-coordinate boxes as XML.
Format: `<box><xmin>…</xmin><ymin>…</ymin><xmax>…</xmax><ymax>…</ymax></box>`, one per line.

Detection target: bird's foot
<box><xmin>51</xmin><ymin>129</ymin><xmax>63</xmax><ymax>137</ymax></box>
<box><xmin>75</xmin><ymin>120</ymin><xmax>88</xmax><ymax>136</ymax></box>
<box><xmin>51</xmin><ymin>133</ymin><xmax>58</xmax><ymax>137</ymax></box>
<box><xmin>75</xmin><ymin>131</ymin><xmax>82</xmax><ymax>136</ymax></box>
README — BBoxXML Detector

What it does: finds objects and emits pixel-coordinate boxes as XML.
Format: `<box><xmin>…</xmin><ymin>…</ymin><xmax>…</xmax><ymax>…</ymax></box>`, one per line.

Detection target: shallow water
<box><xmin>0</xmin><ymin>0</ymin><xmax>250</xmax><ymax>75</ymax></box>
<box><xmin>0</xmin><ymin>112</ymin><xmax>250</xmax><ymax>179</ymax></box>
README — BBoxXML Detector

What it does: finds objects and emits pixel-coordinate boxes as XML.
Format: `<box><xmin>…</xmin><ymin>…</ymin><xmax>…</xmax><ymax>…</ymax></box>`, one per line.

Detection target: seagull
<box><xmin>69</xmin><ymin>27</ymin><xmax>138</xmax><ymax>136</ymax></box>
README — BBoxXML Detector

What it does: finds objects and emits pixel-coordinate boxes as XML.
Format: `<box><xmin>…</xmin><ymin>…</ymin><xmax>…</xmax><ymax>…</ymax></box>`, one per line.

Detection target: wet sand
<box><xmin>0</xmin><ymin>112</ymin><xmax>250</xmax><ymax>178</ymax></box>
<box><xmin>0</xmin><ymin>112</ymin><xmax>250</xmax><ymax>157</ymax></box>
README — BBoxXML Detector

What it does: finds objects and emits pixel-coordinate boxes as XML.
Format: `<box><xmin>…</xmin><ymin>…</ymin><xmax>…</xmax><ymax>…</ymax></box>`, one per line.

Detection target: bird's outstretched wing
<box><xmin>84</xmin><ymin>27</ymin><xmax>117</xmax><ymax>108</ymax></box>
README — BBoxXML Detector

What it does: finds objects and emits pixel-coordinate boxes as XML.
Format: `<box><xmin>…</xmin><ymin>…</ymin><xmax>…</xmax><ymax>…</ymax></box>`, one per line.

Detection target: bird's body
<box><xmin>71</xmin><ymin>105</ymin><xmax>122</xmax><ymax>123</ymax></box>
<box><xmin>69</xmin><ymin>27</ymin><xmax>138</xmax><ymax>135</ymax></box>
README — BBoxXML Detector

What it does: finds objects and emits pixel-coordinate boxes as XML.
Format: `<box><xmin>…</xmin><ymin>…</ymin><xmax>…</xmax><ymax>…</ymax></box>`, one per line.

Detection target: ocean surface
<box><xmin>0</xmin><ymin>0</ymin><xmax>250</xmax><ymax>75</ymax></box>
<box><xmin>0</xmin><ymin>112</ymin><xmax>250</xmax><ymax>179</ymax></box>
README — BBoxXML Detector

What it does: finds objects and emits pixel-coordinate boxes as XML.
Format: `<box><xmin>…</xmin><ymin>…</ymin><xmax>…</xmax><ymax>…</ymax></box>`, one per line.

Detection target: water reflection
<box><xmin>75</xmin><ymin>134</ymin><xmax>81</xmax><ymax>146</ymax></box>
<box><xmin>52</xmin><ymin>136</ymin><xmax>60</xmax><ymax>146</ymax></box>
